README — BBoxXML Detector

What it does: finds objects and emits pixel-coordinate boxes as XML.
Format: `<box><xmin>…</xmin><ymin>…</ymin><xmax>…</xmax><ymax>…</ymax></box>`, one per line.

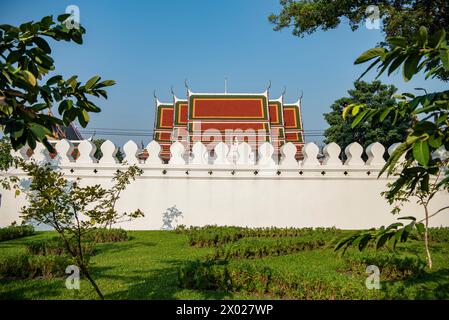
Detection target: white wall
<box><xmin>1</xmin><ymin>140</ymin><xmax>448</xmax><ymax>230</ymax></box>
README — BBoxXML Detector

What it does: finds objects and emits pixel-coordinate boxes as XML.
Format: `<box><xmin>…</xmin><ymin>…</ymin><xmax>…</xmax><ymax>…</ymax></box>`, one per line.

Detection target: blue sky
<box><xmin>1</xmin><ymin>0</ymin><xmax>446</xmax><ymax>146</ymax></box>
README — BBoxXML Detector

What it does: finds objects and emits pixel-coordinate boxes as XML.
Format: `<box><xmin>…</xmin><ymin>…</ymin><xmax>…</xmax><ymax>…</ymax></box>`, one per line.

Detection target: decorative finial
<box><xmin>281</xmin><ymin>86</ymin><xmax>287</xmax><ymax>97</ymax></box>
<box><xmin>184</xmin><ymin>79</ymin><xmax>189</xmax><ymax>90</ymax></box>
<box><xmin>153</xmin><ymin>90</ymin><xmax>157</xmax><ymax>100</ymax></box>
<box><xmin>170</xmin><ymin>85</ymin><xmax>175</xmax><ymax>96</ymax></box>
<box><xmin>266</xmin><ymin>80</ymin><xmax>272</xmax><ymax>91</ymax></box>
<box><xmin>224</xmin><ymin>77</ymin><xmax>228</xmax><ymax>94</ymax></box>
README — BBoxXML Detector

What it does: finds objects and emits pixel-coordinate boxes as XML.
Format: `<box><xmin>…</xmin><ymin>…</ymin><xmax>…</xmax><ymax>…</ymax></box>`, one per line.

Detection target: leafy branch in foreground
<box><xmin>19</xmin><ymin>162</ymin><xmax>144</xmax><ymax>299</ymax></box>
<box><xmin>335</xmin><ymin>217</ymin><xmax>424</xmax><ymax>254</ymax></box>
<box><xmin>0</xmin><ymin>14</ymin><xmax>115</xmax><ymax>151</ymax></box>
<box><xmin>336</xmin><ymin>27</ymin><xmax>449</xmax><ymax>268</ymax></box>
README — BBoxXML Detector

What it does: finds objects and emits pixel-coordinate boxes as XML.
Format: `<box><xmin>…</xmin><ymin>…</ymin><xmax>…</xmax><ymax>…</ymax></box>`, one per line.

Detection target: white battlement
<box><xmin>2</xmin><ymin>140</ymin><xmax>449</xmax><ymax>230</ymax></box>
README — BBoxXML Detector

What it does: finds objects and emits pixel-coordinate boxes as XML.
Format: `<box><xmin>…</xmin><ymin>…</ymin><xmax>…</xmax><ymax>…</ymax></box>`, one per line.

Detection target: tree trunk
<box><xmin>424</xmin><ymin>204</ymin><xmax>433</xmax><ymax>269</ymax></box>
<box><xmin>80</xmin><ymin>265</ymin><xmax>104</xmax><ymax>300</ymax></box>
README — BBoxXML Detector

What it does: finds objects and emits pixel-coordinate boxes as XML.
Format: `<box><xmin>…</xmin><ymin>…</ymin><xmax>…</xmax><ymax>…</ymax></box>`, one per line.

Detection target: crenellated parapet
<box><xmin>8</xmin><ymin>139</ymin><xmax>395</xmax><ymax>179</ymax></box>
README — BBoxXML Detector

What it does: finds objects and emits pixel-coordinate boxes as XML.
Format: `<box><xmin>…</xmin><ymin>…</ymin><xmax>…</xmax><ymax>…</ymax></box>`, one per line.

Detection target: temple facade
<box><xmin>153</xmin><ymin>88</ymin><xmax>304</xmax><ymax>161</ymax></box>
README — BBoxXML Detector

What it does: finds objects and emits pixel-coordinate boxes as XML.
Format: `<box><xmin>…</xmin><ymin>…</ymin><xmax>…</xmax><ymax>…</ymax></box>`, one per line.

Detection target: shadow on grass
<box><xmin>0</xmin><ymin>278</ymin><xmax>66</xmax><ymax>300</ymax></box>
<box><xmin>92</xmin><ymin>259</ymin><xmax>230</xmax><ymax>300</ymax></box>
<box><xmin>93</xmin><ymin>240</ymin><xmax>157</xmax><ymax>255</ymax></box>
<box><xmin>381</xmin><ymin>268</ymin><xmax>449</xmax><ymax>299</ymax></box>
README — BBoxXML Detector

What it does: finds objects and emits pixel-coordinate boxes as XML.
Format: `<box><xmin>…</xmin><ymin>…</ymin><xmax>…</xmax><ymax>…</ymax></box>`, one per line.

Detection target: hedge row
<box><xmin>178</xmin><ymin>259</ymin><xmax>367</xmax><ymax>300</ymax></box>
<box><xmin>26</xmin><ymin>237</ymin><xmax>95</xmax><ymax>257</ymax></box>
<box><xmin>0</xmin><ymin>253</ymin><xmax>71</xmax><ymax>279</ymax></box>
<box><xmin>0</xmin><ymin>224</ymin><xmax>34</xmax><ymax>242</ymax></box>
<box><xmin>180</xmin><ymin>225</ymin><xmax>341</xmax><ymax>247</ymax></box>
<box><xmin>210</xmin><ymin>236</ymin><xmax>326</xmax><ymax>260</ymax></box>
<box><xmin>427</xmin><ymin>227</ymin><xmax>449</xmax><ymax>243</ymax></box>
<box><xmin>83</xmin><ymin>228</ymin><xmax>128</xmax><ymax>243</ymax></box>
<box><xmin>342</xmin><ymin>251</ymin><xmax>426</xmax><ymax>280</ymax></box>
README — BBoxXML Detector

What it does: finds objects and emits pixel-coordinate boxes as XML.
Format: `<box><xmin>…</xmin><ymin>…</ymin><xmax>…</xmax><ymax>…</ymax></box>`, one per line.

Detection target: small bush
<box><xmin>184</xmin><ymin>225</ymin><xmax>340</xmax><ymax>247</ymax></box>
<box><xmin>83</xmin><ymin>228</ymin><xmax>128</xmax><ymax>243</ymax></box>
<box><xmin>0</xmin><ymin>253</ymin><xmax>71</xmax><ymax>279</ymax></box>
<box><xmin>26</xmin><ymin>237</ymin><xmax>95</xmax><ymax>257</ymax></box>
<box><xmin>343</xmin><ymin>251</ymin><xmax>426</xmax><ymax>279</ymax></box>
<box><xmin>178</xmin><ymin>259</ymin><xmax>358</xmax><ymax>299</ymax></box>
<box><xmin>211</xmin><ymin>236</ymin><xmax>326</xmax><ymax>260</ymax></box>
<box><xmin>0</xmin><ymin>224</ymin><xmax>34</xmax><ymax>242</ymax></box>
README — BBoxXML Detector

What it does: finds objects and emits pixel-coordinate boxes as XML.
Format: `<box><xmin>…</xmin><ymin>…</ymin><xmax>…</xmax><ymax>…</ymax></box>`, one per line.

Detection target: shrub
<box><xmin>0</xmin><ymin>224</ymin><xmax>34</xmax><ymax>242</ymax></box>
<box><xmin>428</xmin><ymin>227</ymin><xmax>449</xmax><ymax>243</ymax></box>
<box><xmin>343</xmin><ymin>250</ymin><xmax>426</xmax><ymax>279</ymax></box>
<box><xmin>211</xmin><ymin>236</ymin><xmax>326</xmax><ymax>260</ymax></box>
<box><xmin>83</xmin><ymin>228</ymin><xmax>128</xmax><ymax>243</ymax></box>
<box><xmin>26</xmin><ymin>237</ymin><xmax>95</xmax><ymax>257</ymax></box>
<box><xmin>178</xmin><ymin>259</ymin><xmax>361</xmax><ymax>299</ymax></box>
<box><xmin>0</xmin><ymin>253</ymin><xmax>71</xmax><ymax>279</ymax></box>
<box><xmin>185</xmin><ymin>225</ymin><xmax>341</xmax><ymax>247</ymax></box>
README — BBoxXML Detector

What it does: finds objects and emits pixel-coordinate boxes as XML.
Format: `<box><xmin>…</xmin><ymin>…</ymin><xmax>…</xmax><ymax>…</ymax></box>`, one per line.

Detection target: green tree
<box><xmin>269</xmin><ymin>0</ymin><xmax>449</xmax><ymax>40</ymax></box>
<box><xmin>91</xmin><ymin>138</ymin><xmax>124</xmax><ymax>163</ymax></box>
<box><xmin>269</xmin><ymin>0</ymin><xmax>449</xmax><ymax>80</ymax></box>
<box><xmin>336</xmin><ymin>27</ymin><xmax>449</xmax><ymax>268</ymax></box>
<box><xmin>20</xmin><ymin>162</ymin><xmax>144</xmax><ymax>299</ymax></box>
<box><xmin>0</xmin><ymin>137</ymin><xmax>19</xmax><ymax>191</ymax></box>
<box><xmin>324</xmin><ymin>80</ymin><xmax>412</xmax><ymax>154</ymax></box>
<box><xmin>0</xmin><ymin>14</ymin><xmax>115</xmax><ymax>152</ymax></box>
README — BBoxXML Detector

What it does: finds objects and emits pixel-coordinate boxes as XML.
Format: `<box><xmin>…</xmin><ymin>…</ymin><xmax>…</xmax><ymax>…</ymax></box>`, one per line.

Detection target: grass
<box><xmin>0</xmin><ymin>230</ymin><xmax>448</xmax><ymax>300</ymax></box>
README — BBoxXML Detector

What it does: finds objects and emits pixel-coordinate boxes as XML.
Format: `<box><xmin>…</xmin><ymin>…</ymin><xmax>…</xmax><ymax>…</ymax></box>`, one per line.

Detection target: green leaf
<box><xmin>29</xmin><ymin>123</ymin><xmax>51</xmax><ymax>139</ymax></box>
<box><xmin>388</xmin><ymin>36</ymin><xmax>407</xmax><ymax>48</ymax></box>
<box><xmin>379</xmin><ymin>108</ymin><xmax>392</xmax><ymax>121</ymax></box>
<box><xmin>57</xmin><ymin>14</ymin><xmax>71</xmax><ymax>22</ymax></box>
<box><xmin>95</xmin><ymin>80</ymin><xmax>116</xmax><ymax>88</ymax></box>
<box><xmin>58</xmin><ymin>100</ymin><xmax>73</xmax><ymax>115</ymax></box>
<box><xmin>428</xmin><ymin>135</ymin><xmax>443</xmax><ymax>148</ymax></box>
<box><xmin>413</xmin><ymin>140</ymin><xmax>430</xmax><ymax>166</ymax></box>
<box><xmin>85</xmin><ymin>76</ymin><xmax>101</xmax><ymax>90</ymax></box>
<box><xmin>397</xmin><ymin>216</ymin><xmax>417</xmax><ymax>221</ymax></box>
<box><xmin>342</xmin><ymin>104</ymin><xmax>354</xmax><ymax>120</ymax></box>
<box><xmin>78</xmin><ymin>109</ymin><xmax>90</xmax><ymax>127</ymax></box>
<box><xmin>33</xmin><ymin>37</ymin><xmax>51</xmax><ymax>54</ymax></box>
<box><xmin>403</xmin><ymin>53</ymin><xmax>421</xmax><ymax>82</ymax></box>
<box><xmin>21</xmin><ymin>71</ymin><xmax>37</xmax><ymax>86</ymax></box>
<box><xmin>351</xmin><ymin>104</ymin><xmax>361</xmax><ymax>116</ymax></box>
<box><xmin>416</xmin><ymin>223</ymin><xmax>425</xmax><ymax>234</ymax></box>
<box><xmin>417</xmin><ymin>26</ymin><xmax>428</xmax><ymax>46</ymax></box>
<box><xmin>440</xmin><ymin>48</ymin><xmax>449</xmax><ymax>71</ymax></box>
<box><xmin>429</xmin><ymin>29</ymin><xmax>446</xmax><ymax>48</ymax></box>
<box><xmin>376</xmin><ymin>233</ymin><xmax>391</xmax><ymax>249</ymax></box>
<box><xmin>379</xmin><ymin>141</ymin><xmax>410</xmax><ymax>177</ymax></box>
<box><xmin>388</xmin><ymin>54</ymin><xmax>407</xmax><ymax>76</ymax></box>
<box><xmin>355</xmin><ymin>48</ymin><xmax>385</xmax><ymax>64</ymax></box>
<box><xmin>351</xmin><ymin>109</ymin><xmax>369</xmax><ymax>128</ymax></box>
<box><xmin>46</xmin><ymin>75</ymin><xmax>63</xmax><ymax>85</ymax></box>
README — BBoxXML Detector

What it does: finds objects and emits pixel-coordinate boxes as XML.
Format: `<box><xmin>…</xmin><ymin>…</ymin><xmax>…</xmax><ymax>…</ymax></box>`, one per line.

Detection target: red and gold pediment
<box><xmin>188</xmin><ymin>94</ymin><xmax>269</xmax><ymax>121</ymax></box>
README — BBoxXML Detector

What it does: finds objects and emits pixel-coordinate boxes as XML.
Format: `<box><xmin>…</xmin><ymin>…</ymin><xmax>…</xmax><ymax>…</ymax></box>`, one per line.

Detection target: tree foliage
<box><xmin>324</xmin><ymin>80</ymin><xmax>412</xmax><ymax>154</ymax></box>
<box><xmin>336</xmin><ymin>27</ymin><xmax>449</xmax><ymax>268</ymax></box>
<box><xmin>0</xmin><ymin>14</ymin><xmax>115</xmax><ymax>152</ymax></box>
<box><xmin>91</xmin><ymin>138</ymin><xmax>124</xmax><ymax>163</ymax></box>
<box><xmin>269</xmin><ymin>0</ymin><xmax>449</xmax><ymax>40</ymax></box>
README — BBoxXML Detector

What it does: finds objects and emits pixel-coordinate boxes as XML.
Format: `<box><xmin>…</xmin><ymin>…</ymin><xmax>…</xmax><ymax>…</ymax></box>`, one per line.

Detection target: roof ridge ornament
<box><xmin>266</xmin><ymin>80</ymin><xmax>272</xmax><ymax>92</ymax></box>
<box><xmin>281</xmin><ymin>86</ymin><xmax>287</xmax><ymax>97</ymax></box>
<box><xmin>153</xmin><ymin>90</ymin><xmax>160</xmax><ymax>106</ymax></box>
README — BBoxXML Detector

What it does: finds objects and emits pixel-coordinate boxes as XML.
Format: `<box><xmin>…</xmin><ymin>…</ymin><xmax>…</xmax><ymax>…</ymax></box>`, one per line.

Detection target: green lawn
<box><xmin>0</xmin><ymin>230</ymin><xmax>448</xmax><ymax>299</ymax></box>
